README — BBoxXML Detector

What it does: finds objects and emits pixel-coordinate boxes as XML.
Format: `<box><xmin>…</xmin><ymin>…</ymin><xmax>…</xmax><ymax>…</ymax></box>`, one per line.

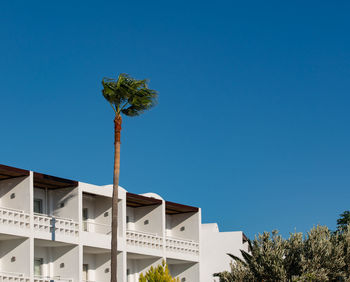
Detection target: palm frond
<box><xmin>227</xmin><ymin>253</ymin><xmax>247</xmax><ymax>266</ymax></box>
<box><xmin>102</xmin><ymin>73</ymin><xmax>158</xmax><ymax>116</ymax></box>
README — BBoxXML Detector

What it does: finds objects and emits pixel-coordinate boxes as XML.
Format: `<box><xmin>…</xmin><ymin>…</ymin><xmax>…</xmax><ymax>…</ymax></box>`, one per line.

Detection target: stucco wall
<box><xmin>97</xmin><ymin>253</ymin><xmax>112</xmax><ymax>281</ymax></box>
<box><xmin>52</xmin><ymin>245</ymin><xmax>79</xmax><ymax>281</ymax></box>
<box><xmin>51</xmin><ymin>187</ymin><xmax>79</xmax><ymax>221</ymax></box>
<box><xmin>166</xmin><ymin>212</ymin><xmax>199</xmax><ymax>241</ymax></box>
<box><xmin>133</xmin><ymin>205</ymin><xmax>163</xmax><ymax>235</ymax></box>
<box><xmin>127</xmin><ymin>257</ymin><xmax>162</xmax><ymax>282</ymax></box>
<box><xmin>169</xmin><ymin>262</ymin><xmax>199</xmax><ymax>282</ymax></box>
<box><xmin>0</xmin><ymin>238</ymin><xmax>30</xmax><ymax>276</ymax></box>
<box><xmin>200</xmin><ymin>223</ymin><xmax>248</xmax><ymax>282</ymax></box>
<box><xmin>0</xmin><ymin>176</ymin><xmax>31</xmax><ymax>212</ymax></box>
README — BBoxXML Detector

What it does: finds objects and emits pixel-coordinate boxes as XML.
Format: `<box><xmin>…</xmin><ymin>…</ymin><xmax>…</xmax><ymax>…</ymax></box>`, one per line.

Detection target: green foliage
<box><xmin>214</xmin><ymin>225</ymin><xmax>350</xmax><ymax>282</ymax></box>
<box><xmin>337</xmin><ymin>211</ymin><xmax>350</xmax><ymax>233</ymax></box>
<box><xmin>102</xmin><ymin>73</ymin><xmax>158</xmax><ymax>116</ymax></box>
<box><xmin>139</xmin><ymin>261</ymin><xmax>179</xmax><ymax>282</ymax></box>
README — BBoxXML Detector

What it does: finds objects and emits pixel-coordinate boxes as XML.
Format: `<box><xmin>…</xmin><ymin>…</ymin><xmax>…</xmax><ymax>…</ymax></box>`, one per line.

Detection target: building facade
<box><xmin>0</xmin><ymin>164</ymin><xmax>247</xmax><ymax>282</ymax></box>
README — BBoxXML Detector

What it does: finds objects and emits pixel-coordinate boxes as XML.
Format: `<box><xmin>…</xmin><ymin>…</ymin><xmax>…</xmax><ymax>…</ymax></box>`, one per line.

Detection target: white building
<box><xmin>0</xmin><ymin>164</ymin><xmax>248</xmax><ymax>282</ymax></box>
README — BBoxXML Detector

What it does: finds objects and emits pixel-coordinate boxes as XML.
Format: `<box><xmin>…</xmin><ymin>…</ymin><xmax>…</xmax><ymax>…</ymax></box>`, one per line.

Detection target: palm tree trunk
<box><xmin>111</xmin><ymin>115</ymin><xmax>122</xmax><ymax>282</ymax></box>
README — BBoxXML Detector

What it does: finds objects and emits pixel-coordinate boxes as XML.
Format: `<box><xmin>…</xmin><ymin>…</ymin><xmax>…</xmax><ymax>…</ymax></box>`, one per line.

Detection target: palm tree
<box><xmin>102</xmin><ymin>73</ymin><xmax>158</xmax><ymax>282</ymax></box>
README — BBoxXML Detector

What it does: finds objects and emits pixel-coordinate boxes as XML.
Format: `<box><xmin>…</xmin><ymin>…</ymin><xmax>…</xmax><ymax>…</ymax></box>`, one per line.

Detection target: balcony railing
<box><xmin>0</xmin><ymin>271</ymin><xmax>30</xmax><ymax>282</ymax></box>
<box><xmin>126</xmin><ymin>230</ymin><xmax>163</xmax><ymax>249</ymax></box>
<box><xmin>34</xmin><ymin>214</ymin><xmax>79</xmax><ymax>237</ymax></box>
<box><xmin>166</xmin><ymin>236</ymin><xmax>199</xmax><ymax>255</ymax></box>
<box><xmin>83</xmin><ymin>220</ymin><xmax>111</xmax><ymax>235</ymax></box>
<box><xmin>0</xmin><ymin>207</ymin><xmax>30</xmax><ymax>229</ymax></box>
<box><xmin>55</xmin><ymin>217</ymin><xmax>79</xmax><ymax>237</ymax></box>
<box><xmin>34</xmin><ymin>275</ymin><xmax>72</xmax><ymax>282</ymax></box>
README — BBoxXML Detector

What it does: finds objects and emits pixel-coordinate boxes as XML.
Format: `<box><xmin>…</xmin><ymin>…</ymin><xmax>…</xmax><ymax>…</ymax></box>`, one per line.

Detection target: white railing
<box><xmin>33</xmin><ymin>213</ymin><xmax>51</xmax><ymax>233</ymax></box>
<box><xmin>126</xmin><ymin>230</ymin><xmax>163</xmax><ymax>249</ymax></box>
<box><xmin>0</xmin><ymin>271</ymin><xmax>30</xmax><ymax>282</ymax></box>
<box><xmin>166</xmin><ymin>236</ymin><xmax>199</xmax><ymax>255</ymax></box>
<box><xmin>55</xmin><ymin>217</ymin><xmax>79</xmax><ymax>237</ymax></box>
<box><xmin>34</xmin><ymin>213</ymin><xmax>79</xmax><ymax>237</ymax></box>
<box><xmin>83</xmin><ymin>221</ymin><xmax>111</xmax><ymax>235</ymax></box>
<box><xmin>34</xmin><ymin>275</ymin><xmax>72</xmax><ymax>282</ymax></box>
<box><xmin>0</xmin><ymin>207</ymin><xmax>30</xmax><ymax>229</ymax></box>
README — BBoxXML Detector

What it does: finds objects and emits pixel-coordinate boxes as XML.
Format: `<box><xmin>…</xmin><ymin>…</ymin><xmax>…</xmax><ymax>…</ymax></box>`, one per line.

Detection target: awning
<box><xmin>0</xmin><ymin>164</ymin><xmax>30</xmax><ymax>180</ymax></box>
<box><xmin>34</xmin><ymin>172</ymin><xmax>78</xmax><ymax>189</ymax></box>
<box><xmin>126</xmin><ymin>192</ymin><xmax>162</xmax><ymax>207</ymax></box>
<box><xmin>165</xmin><ymin>201</ymin><xmax>199</xmax><ymax>215</ymax></box>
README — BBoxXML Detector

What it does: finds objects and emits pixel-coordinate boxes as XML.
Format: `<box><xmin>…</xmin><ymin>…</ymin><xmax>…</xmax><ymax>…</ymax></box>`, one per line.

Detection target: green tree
<box><xmin>139</xmin><ymin>261</ymin><xmax>179</xmax><ymax>282</ymax></box>
<box><xmin>102</xmin><ymin>73</ymin><xmax>158</xmax><ymax>282</ymax></box>
<box><xmin>214</xmin><ymin>226</ymin><xmax>347</xmax><ymax>282</ymax></box>
<box><xmin>283</xmin><ymin>232</ymin><xmax>303</xmax><ymax>280</ymax></box>
<box><xmin>299</xmin><ymin>225</ymin><xmax>344</xmax><ymax>281</ymax></box>
<box><xmin>337</xmin><ymin>211</ymin><xmax>350</xmax><ymax>232</ymax></box>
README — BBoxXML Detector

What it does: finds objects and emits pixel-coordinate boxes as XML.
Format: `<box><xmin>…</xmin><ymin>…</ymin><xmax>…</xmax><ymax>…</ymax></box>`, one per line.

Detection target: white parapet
<box><xmin>126</xmin><ymin>230</ymin><xmax>163</xmax><ymax>250</ymax></box>
<box><xmin>33</xmin><ymin>213</ymin><xmax>79</xmax><ymax>237</ymax></box>
<box><xmin>0</xmin><ymin>207</ymin><xmax>30</xmax><ymax>229</ymax></box>
<box><xmin>166</xmin><ymin>236</ymin><xmax>199</xmax><ymax>255</ymax></box>
<box><xmin>0</xmin><ymin>272</ymin><xmax>30</xmax><ymax>282</ymax></box>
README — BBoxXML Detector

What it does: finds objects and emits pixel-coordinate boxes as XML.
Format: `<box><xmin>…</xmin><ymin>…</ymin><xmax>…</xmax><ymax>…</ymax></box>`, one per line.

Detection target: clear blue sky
<box><xmin>1</xmin><ymin>1</ymin><xmax>349</xmax><ymax>238</ymax></box>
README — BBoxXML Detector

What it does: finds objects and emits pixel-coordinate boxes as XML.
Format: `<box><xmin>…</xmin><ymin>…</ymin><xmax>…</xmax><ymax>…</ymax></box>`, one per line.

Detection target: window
<box><xmin>34</xmin><ymin>199</ymin><xmax>43</xmax><ymax>214</ymax></box>
<box><xmin>34</xmin><ymin>258</ymin><xmax>43</xmax><ymax>276</ymax></box>
<box><xmin>83</xmin><ymin>264</ymin><xmax>88</xmax><ymax>280</ymax></box>
<box><xmin>83</xmin><ymin>208</ymin><xmax>88</xmax><ymax>231</ymax></box>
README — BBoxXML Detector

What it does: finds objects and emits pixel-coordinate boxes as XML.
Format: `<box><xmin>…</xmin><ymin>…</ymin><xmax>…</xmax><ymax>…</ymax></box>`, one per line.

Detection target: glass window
<box><xmin>83</xmin><ymin>208</ymin><xmax>88</xmax><ymax>231</ymax></box>
<box><xmin>34</xmin><ymin>199</ymin><xmax>43</xmax><ymax>214</ymax></box>
<box><xmin>83</xmin><ymin>264</ymin><xmax>88</xmax><ymax>280</ymax></box>
<box><xmin>34</xmin><ymin>258</ymin><xmax>43</xmax><ymax>276</ymax></box>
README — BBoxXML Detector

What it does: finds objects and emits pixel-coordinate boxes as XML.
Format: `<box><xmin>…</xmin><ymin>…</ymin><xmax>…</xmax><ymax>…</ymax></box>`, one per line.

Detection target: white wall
<box><xmin>0</xmin><ymin>176</ymin><xmax>31</xmax><ymax>212</ymax></box>
<box><xmin>94</xmin><ymin>196</ymin><xmax>112</xmax><ymax>234</ymax></box>
<box><xmin>0</xmin><ymin>238</ymin><xmax>30</xmax><ymax>276</ymax></box>
<box><xmin>166</xmin><ymin>212</ymin><xmax>199</xmax><ymax>241</ymax></box>
<box><xmin>127</xmin><ymin>257</ymin><xmax>162</xmax><ymax>282</ymax></box>
<box><xmin>96</xmin><ymin>253</ymin><xmax>111</xmax><ymax>281</ymax></box>
<box><xmin>200</xmin><ymin>223</ymin><xmax>248</xmax><ymax>282</ymax></box>
<box><xmin>52</xmin><ymin>245</ymin><xmax>79</xmax><ymax>281</ymax></box>
<box><xmin>83</xmin><ymin>252</ymin><xmax>111</xmax><ymax>282</ymax></box>
<box><xmin>128</xmin><ymin>205</ymin><xmax>163</xmax><ymax>235</ymax></box>
<box><xmin>168</xmin><ymin>262</ymin><xmax>199</xmax><ymax>282</ymax></box>
<box><xmin>34</xmin><ymin>245</ymin><xmax>79</xmax><ymax>280</ymax></box>
<box><xmin>51</xmin><ymin>187</ymin><xmax>79</xmax><ymax>221</ymax></box>
<box><xmin>83</xmin><ymin>253</ymin><xmax>96</xmax><ymax>281</ymax></box>
<box><xmin>83</xmin><ymin>194</ymin><xmax>112</xmax><ymax>234</ymax></box>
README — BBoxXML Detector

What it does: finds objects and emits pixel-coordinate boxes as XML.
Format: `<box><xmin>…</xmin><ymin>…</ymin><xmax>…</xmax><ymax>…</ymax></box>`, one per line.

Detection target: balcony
<box><xmin>83</xmin><ymin>246</ymin><xmax>110</xmax><ymax>282</ymax></box>
<box><xmin>166</xmin><ymin>236</ymin><xmax>199</xmax><ymax>255</ymax></box>
<box><xmin>126</xmin><ymin>230</ymin><xmax>163</xmax><ymax>250</ymax></box>
<box><xmin>83</xmin><ymin>221</ymin><xmax>111</xmax><ymax>235</ymax></box>
<box><xmin>34</xmin><ymin>276</ymin><xmax>72</xmax><ymax>282</ymax></box>
<box><xmin>0</xmin><ymin>272</ymin><xmax>29</xmax><ymax>282</ymax></box>
<box><xmin>0</xmin><ymin>207</ymin><xmax>30</xmax><ymax>229</ymax></box>
<box><xmin>34</xmin><ymin>214</ymin><xmax>79</xmax><ymax>237</ymax></box>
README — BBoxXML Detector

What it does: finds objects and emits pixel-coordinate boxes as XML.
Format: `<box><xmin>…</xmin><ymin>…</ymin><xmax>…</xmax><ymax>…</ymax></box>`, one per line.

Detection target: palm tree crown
<box><xmin>102</xmin><ymin>73</ymin><xmax>158</xmax><ymax>116</ymax></box>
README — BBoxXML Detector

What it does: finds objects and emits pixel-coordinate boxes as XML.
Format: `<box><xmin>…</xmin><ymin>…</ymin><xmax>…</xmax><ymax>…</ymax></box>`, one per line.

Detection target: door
<box><xmin>83</xmin><ymin>264</ymin><xmax>88</xmax><ymax>281</ymax></box>
<box><xmin>83</xmin><ymin>208</ymin><xmax>88</xmax><ymax>231</ymax></box>
<box><xmin>34</xmin><ymin>258</ymin><xmax>43</xmax><ymax>276</ymax></box>
<box><xmin>34</xmin><ymin>199</ymin><xmax>43</xmax><ymax>214</ymax></box>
